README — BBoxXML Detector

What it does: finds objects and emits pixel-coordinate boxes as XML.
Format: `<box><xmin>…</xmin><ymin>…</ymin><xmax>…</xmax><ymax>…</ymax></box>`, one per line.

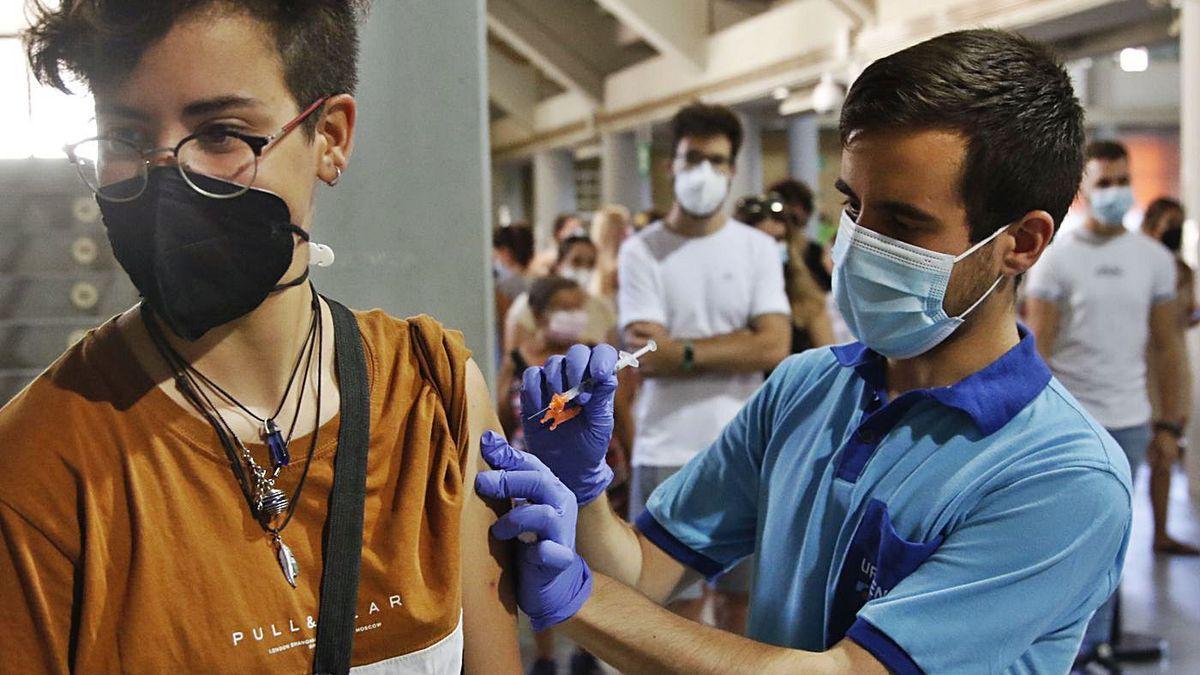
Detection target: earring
<box><xmin>326</xmin><ymin>166</ymin><xmax>342</xmax><ymax>187</ymax></box>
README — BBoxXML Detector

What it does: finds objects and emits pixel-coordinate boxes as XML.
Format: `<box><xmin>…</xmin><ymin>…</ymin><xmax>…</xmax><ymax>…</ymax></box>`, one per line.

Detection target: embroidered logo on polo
<box><xmin>826</xmin><ymin>499</ymin><xmax>942</xmax><ymax>647</ymax></box>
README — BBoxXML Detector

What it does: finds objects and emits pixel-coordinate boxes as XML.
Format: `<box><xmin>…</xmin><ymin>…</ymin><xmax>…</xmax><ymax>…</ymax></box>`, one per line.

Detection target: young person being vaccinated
<box><xmin>476</xmin><ymin>30</ymin><xmax>1133</xmax><ymax>674</ymax></box>
<box><xmin>0</xmin><ymin>2</ymin><xmax>520</xmax><ymax>672</ymax></box>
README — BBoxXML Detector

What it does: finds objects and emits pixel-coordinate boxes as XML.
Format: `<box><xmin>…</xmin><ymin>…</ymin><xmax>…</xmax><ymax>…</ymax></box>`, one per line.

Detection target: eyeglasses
<box><xmin>64</xmin><ymin>97</ymin><xmax>328</xmax><ymax>202</ymax></box>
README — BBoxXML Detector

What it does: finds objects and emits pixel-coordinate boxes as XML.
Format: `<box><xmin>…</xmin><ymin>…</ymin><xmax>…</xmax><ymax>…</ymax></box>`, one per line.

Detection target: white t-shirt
<box><xmin>618</xmin><ymin>220</ymin><xmax>790</xmax><ymax>467</ymax></box>
<box><xmin>1025</xmin><ymin>228</ymin><xmax>1176</xmax><ymax>429</ymax></box>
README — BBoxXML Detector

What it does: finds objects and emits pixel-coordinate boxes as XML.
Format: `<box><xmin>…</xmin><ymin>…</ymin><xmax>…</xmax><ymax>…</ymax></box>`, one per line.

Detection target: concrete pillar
<box><xmin>533</xmin><ymin>148</ymin><xmax>577</xmax><ymax>247</ymax></box>
<box><xmin>600</xmin><ymin>129</ymin><xmax>652</xmax><ymax>212</ymax></box>
<box><xmin>729</xmin><ymin>112</ymin><xmax>763</xmax><ymax>206</ymax></box>
<box><xmin>313</xmin><ymin>0</ymin><xmax>496</xmax><ymax>382</ymax></box>
<box><xmin>787</xmin><ymin>113</ymin><xmax>821</xmax><ymax>236</ymax></box>
<box><xmin>1182</xmin><ymin>0</ymin><xmax>1200</xmax><ymax>500</ymax></box>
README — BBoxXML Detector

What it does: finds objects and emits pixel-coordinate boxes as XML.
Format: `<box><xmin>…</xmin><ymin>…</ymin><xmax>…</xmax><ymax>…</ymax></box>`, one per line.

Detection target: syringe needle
<box><xmin>525</xmin><ymin>340</ymin><xmax>658</xmax><ymax>422</ymax></box>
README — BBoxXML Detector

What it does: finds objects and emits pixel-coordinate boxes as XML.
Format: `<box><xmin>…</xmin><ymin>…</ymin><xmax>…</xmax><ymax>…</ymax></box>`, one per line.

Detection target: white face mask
<box><xmin>559</xmin><ymin>265</ymin><xmax>594</xmax><ymax>289</ymax></box>
<box><xmin>674</xmin><ymin>161</ymin><xmax>730</xmax><ymax>217</ymax></box>
<box><xmin>546</xmin><ymin>309</ymin><xmax>589</xmax><ymax>344</ymax></box>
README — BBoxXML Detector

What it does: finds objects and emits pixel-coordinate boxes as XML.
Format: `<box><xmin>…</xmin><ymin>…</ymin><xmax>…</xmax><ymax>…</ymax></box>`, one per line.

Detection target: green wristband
<box><xmin>681</xmin><ymin>341</ymin><xmax>695</xmax><ymax>373</ymax></box>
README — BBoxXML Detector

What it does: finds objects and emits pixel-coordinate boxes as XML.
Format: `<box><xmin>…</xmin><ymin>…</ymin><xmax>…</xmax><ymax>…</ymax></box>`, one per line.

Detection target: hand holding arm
<box><xmin>474</xmin><ymin>433</ymin><xmax>593</xmax><ymax>631</ymax></box>
<box><xmin>473</xmin><ymin>437</ymin><xmax>883</xmax><ymax>674</ymax></box>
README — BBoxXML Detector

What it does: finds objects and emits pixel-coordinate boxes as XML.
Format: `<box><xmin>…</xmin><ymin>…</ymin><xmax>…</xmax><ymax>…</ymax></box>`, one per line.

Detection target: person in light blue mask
<box><xmin>475</xmin><ymin>29</ymin><xmax>1133</xmax><ymax>674</ymax></box>
<box><xmin>1027</xmin><ymin>140</ymin><xmax>1194</xmax><ymax>667</ymax></box>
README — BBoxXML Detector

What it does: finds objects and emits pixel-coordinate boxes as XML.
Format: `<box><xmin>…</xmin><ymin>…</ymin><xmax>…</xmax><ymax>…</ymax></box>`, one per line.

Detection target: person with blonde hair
<box><xmin>589</xmin><ymin>204</ymin><xmax>631</xmax><ymax>307</ymax></box>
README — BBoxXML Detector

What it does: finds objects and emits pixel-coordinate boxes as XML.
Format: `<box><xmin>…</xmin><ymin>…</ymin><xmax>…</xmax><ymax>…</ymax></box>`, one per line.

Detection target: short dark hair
<box><xmin>557</xmin><ymin>235</ymin><xmax>596</xmax><ymax>266</ymax></box>
<box><xmin>23</xmin><ymin>0</ymin><xmax>368</xmax><ymax>134</ymax></box>
<box><xmin>768</xmin><ymin>179</ymin><xmax>814</xmax><ymax>215</ymax></box>
<box><xmin>1085</xmin><ymin>140</ymin><xmax>1129</xmax><ymax>162</ymax></box>
<box><xmin>493</xmin><ymin>223</ymin><xmax>535</xmax><ymax>268</ymax></box>
<box><xmin>670</xmin><ymin>103</ymin><xmax>744</xmax><ymax>161</ymax></box>
<box><xmin>839</xmin><ymin>29</ymin><xmax>1084</xmax><ymax>241</ymax></box>
<box><xmin>528</xmin><ymin>276</ymin><xmax>580</xmax><ymax>319</ymax></box>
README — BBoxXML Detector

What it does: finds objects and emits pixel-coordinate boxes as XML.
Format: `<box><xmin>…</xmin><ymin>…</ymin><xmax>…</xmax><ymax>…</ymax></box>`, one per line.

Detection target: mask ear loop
<box><xmin>953</xmin><ymin>221</ymin><xmax>1012</xmax><ymax>262</ymax></box>
<box><xmin>956</xmin><ymin>274</ymin><xmax>1005</xmax><ymax>320</ymax></box>
<box><xmin>952</xmin><ymin>222</ymin><xmax>1014</xmax><ymax>319</ymax></box>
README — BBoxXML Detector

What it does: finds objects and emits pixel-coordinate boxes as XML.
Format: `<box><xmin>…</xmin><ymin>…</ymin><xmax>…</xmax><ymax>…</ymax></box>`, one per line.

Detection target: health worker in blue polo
<box><xmin>475</xmin><ymin>29</ymin><xmax>1134</xmax><ymax>675</ymax></box>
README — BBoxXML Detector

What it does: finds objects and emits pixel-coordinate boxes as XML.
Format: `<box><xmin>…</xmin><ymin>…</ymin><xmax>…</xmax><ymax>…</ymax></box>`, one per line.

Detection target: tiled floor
<box><xmin>519</xmin><ymin>473</ymin><xmax>1200</xmax><ymax>674</ymax></box>
<box><xmin>1116</xmin><ymin>470</ymin><xmax>1200</xmax><ymax>673</ymax></box>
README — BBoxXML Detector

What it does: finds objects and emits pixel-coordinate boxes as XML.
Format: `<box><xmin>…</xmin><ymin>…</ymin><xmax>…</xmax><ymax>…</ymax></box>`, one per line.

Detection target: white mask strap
<box><xmin>954</xmin><ymin>222</ymin><xmax>1012</xmax><ymax>263</ymax></box>
<box><xmin>957</xmin><ymin>274</ymin><xmax>1005</xmax><ymax>319</ymax></box>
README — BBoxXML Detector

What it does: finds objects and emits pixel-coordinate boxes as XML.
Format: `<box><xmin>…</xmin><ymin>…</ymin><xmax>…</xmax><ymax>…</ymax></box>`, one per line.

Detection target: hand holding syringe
<box><xmin>526</xmin><ymin>340</ymin><xmax>658</xmax><ymax>430</ymax></box>
<box><xmin>513</xmin><ymin>341</ymin><xmax>656</xmax><ymax>544</ymax></box>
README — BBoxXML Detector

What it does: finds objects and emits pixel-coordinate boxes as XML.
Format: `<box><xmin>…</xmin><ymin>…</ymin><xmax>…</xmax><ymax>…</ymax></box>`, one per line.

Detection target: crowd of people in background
<box><xmin>493</xmin><ymin>103</ymin><xmax>1200</xmax><ymax>675</ymax></box>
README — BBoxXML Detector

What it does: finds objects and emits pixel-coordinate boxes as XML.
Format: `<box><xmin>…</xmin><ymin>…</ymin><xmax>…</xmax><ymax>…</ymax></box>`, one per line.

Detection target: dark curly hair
<box><xmin>840</xmin><ymin>29</ymin><xmax>1085</xmax><ymax>241</ymax></box>
<box><xmin>670</xmin><ymin>102</ymin><xmax>744</xmax><ymax>162</ymax></box>
<box><xmin>23</xmin><ymin>0</ymin><xmax>369</xmax><ymax>134</ymax></box>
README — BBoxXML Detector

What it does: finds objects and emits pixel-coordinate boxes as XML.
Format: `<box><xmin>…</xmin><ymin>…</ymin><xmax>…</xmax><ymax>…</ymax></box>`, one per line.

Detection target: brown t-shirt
<box><xmin>0</xmin><ymin>309</ymin><xmax>471</xmax><ymax>673</ymax></box>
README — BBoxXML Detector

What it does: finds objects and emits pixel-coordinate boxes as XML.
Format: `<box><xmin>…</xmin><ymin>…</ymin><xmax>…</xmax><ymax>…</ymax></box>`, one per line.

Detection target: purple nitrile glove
<box><xmin>475</xmin><ymin>431</ymin><xmax>593</xmax><ymax>632</ymax></box>
<box><xmin>521</xmin><ymin>343</ymin><xmax>619</xmax><ymax>505</ymax></box>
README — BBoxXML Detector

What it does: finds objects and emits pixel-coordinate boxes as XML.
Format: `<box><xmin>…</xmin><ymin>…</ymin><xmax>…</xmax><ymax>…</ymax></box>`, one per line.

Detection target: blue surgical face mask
<box><xmin>1089</xmin><ymin>185</ymin><xmax>1134</xmax><ymax>227</ymax></box>
<box><xmin>831</xmin><ymin>210</ymin><xmax>1007</xmax><ymax>359</ymax></box>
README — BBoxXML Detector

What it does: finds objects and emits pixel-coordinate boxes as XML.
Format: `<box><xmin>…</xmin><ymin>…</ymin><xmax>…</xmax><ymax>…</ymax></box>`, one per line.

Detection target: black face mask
<box><xmin>1161</xmin><ymin>226</ymin><xmax>1183</xmax><ymax>254</ymax></box>
<box><xmin>100</xmin><ymin>168</ymin><xmax>309</xmax><ymax>341</ymax></box>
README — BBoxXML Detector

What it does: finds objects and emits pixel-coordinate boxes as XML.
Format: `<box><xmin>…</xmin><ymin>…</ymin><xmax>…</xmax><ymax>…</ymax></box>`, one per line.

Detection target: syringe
<box><xmin>526</xmin><ymin>340</ymin><xmax>658</xmax><ymax>428</ymax></box>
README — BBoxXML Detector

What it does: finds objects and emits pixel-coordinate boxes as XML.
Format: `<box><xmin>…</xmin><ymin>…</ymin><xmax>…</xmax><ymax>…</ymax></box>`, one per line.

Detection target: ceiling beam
<box><xmin>828</xmin><ymin>0</ymin><xmax>876</xmax><ymax>28</ymax></box>
<box><xmin>595</xmin><ymin>0</ymin><xmax>707</xmax><ymax>69</ymax></box>
<box><xmin>487</xmin><ymin>42</ymin><xmax>539</xmax><ymax>130</ymax></box>
<box><xmin>487</xmin><ymin>0</ymin><xmax>604</xmax><ymax>104</ymax></box>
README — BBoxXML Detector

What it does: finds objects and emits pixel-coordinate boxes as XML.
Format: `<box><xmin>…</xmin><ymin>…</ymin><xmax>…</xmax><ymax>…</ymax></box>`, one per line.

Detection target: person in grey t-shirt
<box><xmin>1026</xmin><ymin>139</ymin><xmax>1195</xmax><ymax>661</ymax></box>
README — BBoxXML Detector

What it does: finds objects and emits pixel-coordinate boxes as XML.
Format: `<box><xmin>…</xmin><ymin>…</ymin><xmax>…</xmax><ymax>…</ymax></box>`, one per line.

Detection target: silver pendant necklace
<box><xmin>274</xmin><ymin>532</ymin><xmax>301</xmax><ymax>588</ymax></box>
<box><xmin>141</xmin><ymin>288</ymin><xmax>324</xmax><ymax>588</ymax></box>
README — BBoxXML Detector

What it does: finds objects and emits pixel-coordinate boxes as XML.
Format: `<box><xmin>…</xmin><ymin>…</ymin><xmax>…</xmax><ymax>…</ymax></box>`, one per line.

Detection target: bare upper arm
<box><xmin>460</xmin><ymin>359</ymin><xmax>521</xmax><ymax>674</ymax></box>
<box><xmin>1025</xmin><ymin>297</ymin><xmax>1060</xmax><ymax>352</ymax></box>
<box><xmin>1025</xmin><ymin>297</ymin><xmax>1059</xmax><ymax>325</ymax></box>
<box><xmin>1150</xmin><ymin>299</ymin><xmax>1182</xmax><ymax>350</ymax></box>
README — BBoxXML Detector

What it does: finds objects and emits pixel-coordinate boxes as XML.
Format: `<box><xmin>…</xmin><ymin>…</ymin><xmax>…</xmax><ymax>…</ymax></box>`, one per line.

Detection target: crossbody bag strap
<box><xmin>312</xmin><ymin>298</ymin><xmax>372</xmax><ymax>675</ymax></box>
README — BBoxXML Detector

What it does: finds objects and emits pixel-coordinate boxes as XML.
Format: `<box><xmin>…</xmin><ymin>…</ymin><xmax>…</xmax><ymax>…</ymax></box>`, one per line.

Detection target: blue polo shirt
<box><xmin>636</xmin><ymin>327</ymin><xmax>1132</xmax><ymax>674</ymax></box>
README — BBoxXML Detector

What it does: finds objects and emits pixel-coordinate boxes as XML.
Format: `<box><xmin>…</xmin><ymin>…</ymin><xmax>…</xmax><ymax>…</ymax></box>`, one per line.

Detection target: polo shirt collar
<box><xmin>830</xmin><ymin>325</ymin><xmax>1051</xmax><ymax>436</ymax></box>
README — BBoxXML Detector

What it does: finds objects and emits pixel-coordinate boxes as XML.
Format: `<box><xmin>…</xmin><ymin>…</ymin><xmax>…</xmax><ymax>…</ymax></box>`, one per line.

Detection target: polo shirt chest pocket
<box><xmin>825</xmin><ymin>498</ymin><xmax>943</xmax><ymax>647</ymax></box>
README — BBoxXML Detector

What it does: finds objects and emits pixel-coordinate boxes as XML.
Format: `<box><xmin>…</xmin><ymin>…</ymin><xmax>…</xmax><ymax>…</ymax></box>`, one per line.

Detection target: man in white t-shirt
<box><xmin>1026</xmin><ymin>139</ymin><xmax>1193</xmax><ymax>660</ymax></box>
<box><xmin>618</xmin><ymin>103</ymin><xmax>791</xmax><ymax>632</ymax></box>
